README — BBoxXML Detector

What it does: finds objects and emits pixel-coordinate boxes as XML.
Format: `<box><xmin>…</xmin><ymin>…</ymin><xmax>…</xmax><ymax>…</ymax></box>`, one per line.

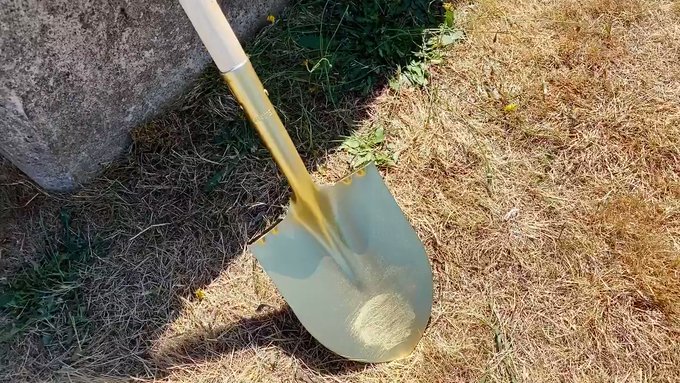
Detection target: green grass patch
<box><xmin>0</xmin><ymin>210</ymin><xmax>100</xmax><ymax>346</ymax></box>
<box><xmin>291</xmin><ymin>0</ymin><xmax>444</xmax><ymax>96</ymax></box>
<box><xmin>254</xmin><ymin>0</ymin><xmax>453</xmax><ymax>101</ymax></box>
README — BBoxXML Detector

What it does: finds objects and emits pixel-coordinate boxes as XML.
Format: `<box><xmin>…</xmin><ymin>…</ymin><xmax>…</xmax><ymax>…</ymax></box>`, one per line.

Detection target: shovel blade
<box><xmin>250</xmin><ymin>163</ymin><xmax>433</xmax><ymax>362</ymax></box>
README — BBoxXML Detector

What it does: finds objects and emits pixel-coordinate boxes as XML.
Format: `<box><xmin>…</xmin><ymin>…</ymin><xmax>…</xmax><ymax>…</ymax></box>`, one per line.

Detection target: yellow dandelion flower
<box><xmin>443</xmin><ymin>2</ymin><xmax>454</xmax><ymax>11</ymax></box>
<box><xmin>266</xmin><ymin>15</ymin><xmax>276</xmax><ymax>24</ymax></box>
<box><xmin>194</xmin><ymin>288</ymin><xmax>206</xmax><ymax>301</ymax></box>
<box><xmin>503</xmin><ymin>103</ymin><xmax>518</xmax><ymax>112</ymax></box>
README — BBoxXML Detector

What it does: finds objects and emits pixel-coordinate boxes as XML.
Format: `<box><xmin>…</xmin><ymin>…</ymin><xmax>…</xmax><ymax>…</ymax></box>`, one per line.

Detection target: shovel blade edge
<box><xmin>250</xmin><ymin>163</ymin><xmax>433</xmax><ymax>362</ymax></box>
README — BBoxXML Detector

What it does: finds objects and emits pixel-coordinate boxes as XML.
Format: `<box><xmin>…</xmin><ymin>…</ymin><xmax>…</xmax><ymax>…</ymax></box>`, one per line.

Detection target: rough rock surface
<box><xmin>0</xmin><ymin>0</ymin><xmax>284</xmax><ymax>191</ymax></box>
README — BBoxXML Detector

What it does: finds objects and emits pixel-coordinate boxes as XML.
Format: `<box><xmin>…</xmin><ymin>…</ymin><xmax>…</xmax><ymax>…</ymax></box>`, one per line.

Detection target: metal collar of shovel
<box><xmin>178</xmin><ymin>0</ymin><xmax>433</xmax><ymax>363</ymax></box>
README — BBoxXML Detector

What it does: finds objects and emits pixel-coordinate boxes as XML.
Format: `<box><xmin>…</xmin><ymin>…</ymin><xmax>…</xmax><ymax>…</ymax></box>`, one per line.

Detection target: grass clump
<box><xmin>303</xmin><ymin>0</ymin><xmax>444</xmax><ymax>94</ymax></box>
<box><xmin>341</xmin><ymin>126</ymin><xmax>397</xmax><ymax>169</ymax></box>
<box><xmin>390</xmin><ymin>2</ymin><xmax>464</xmax><ymax>90</ymax></box>
<box><xmin>255</xmin><ymin>0</ymin><xmax>451</xmax><ymax>104</ymax></box>
<box><xmin>0</xmin><ymin>210</ymin><xmax>98</xmax><ymax>346</ymax></box>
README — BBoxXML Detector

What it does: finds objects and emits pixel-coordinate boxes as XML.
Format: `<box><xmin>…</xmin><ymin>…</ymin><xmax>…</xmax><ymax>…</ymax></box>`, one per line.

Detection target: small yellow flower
<box><xmin>443</xmin><ymin>2</ymin><xmax>454</xmax><ymax>11</ymax></box>
<box><xmin>266</xmin><ymin>15</ymin><xmax>276</xmax><ymax>24</ymax></box>
<box><xmin>503</xmin><ymin>103</ymin><xmax>518</xmax><ymax>112</ymax></box>
<box><xmin>194</xmin><ymin>288</ymin><xmax>206</xmax><ymax>301</ymax></box>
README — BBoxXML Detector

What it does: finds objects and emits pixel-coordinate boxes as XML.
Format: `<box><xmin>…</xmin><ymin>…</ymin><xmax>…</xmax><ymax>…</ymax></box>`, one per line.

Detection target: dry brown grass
<box><xmin>2</xmin><ymin>0</ymin><xmax>680</xmax><ymax>382</ymax></box>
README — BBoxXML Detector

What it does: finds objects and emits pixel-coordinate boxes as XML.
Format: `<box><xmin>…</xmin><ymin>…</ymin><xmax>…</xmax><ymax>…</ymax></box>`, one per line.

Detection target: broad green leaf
<box><xmin>0</xmin><ymin>292</ymin><xmax>16</xmax><ymax>308</ymax></box>
<box><xmin>294</xmin><ymin>34</ymin><xmax>327</xmax><ymax>51</ymax></box>
<box><xmin>351</xmin><ymin>156</ymin><xmax>364</xmax><ymax>169</ymax></box>
<box><xmin>342</xmin><ymin>138</ymin><xmax>360</xmax><ymax>149</ymax></box>
<box><xmin>373</xmin><ymin>127</ymin><xmax>385</xmax><ymax>143</ymax></box>
<box><xmin>360</xmin><ymin>153</ymin><xmax>374</xmax><ymax>163</ymax></box>
<box><xmin>441</xmin><ymin>30</ymin><xmax>465</xmax><ymax>46</ymax></box>
<box><xmin>388</xmin><ymin>76</ymin><xmax>402</xmax><ymax>91</ymax></box>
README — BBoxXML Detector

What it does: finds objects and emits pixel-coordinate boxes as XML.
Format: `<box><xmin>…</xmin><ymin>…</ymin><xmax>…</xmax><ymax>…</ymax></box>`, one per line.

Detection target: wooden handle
<box><xmin>179</xmin><ymin>0</ymin><xmax>248</xmax><ymax>72</ymax></box>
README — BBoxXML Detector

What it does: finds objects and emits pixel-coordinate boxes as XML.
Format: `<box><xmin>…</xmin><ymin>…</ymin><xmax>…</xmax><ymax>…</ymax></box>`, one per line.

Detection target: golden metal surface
<box><xmin>223</xmin><ymin>62</ymin><xmax>357</xmax><ymax>280</ymax></box>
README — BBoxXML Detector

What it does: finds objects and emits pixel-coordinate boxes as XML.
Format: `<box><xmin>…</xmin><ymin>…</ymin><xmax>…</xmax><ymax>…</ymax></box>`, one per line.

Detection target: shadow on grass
<box><xmin>156</xmin><ymin>306</ymin><xmax>369</xmax><ymax>376</ymax></box>
<box><xmin>0</xmin><ymin>0</ymin><xmax>445</xmax><ymax>380</ymax></box>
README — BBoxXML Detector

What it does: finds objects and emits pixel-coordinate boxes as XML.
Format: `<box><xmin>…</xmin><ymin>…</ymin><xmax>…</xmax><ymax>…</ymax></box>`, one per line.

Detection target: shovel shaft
<box><xmin>179</xmin><ymin>0</ymin><xmax>334</xmax><ymax>233</ymax></box>
<box><xmin>178</xmin><ymin>0</ymin><xmax>247</xmax><ymax>72</ymax></box>
<box><xmin>222</xmin><ymin>63</ymin><xmax>320</xmax><ymax>206</ymax></box>
<box><xmin>180</xmin><ymin>1</ymin><xmax>360</xmax><ymax>284</ymax></box>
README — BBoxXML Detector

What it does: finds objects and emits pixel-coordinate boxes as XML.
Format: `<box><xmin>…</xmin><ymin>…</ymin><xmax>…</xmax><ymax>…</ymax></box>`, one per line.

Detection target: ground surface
<box><xmin>1</xmin><ymin>0</ymin><xmax>679</xmax><ymax>382</ymax></box>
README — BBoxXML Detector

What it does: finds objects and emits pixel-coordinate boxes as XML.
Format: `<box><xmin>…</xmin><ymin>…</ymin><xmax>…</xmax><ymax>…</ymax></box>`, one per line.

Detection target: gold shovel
<box><xmin>179</xmin><ymin>0</ymin><xmax>433</xmax><ymax>362</ymax></box>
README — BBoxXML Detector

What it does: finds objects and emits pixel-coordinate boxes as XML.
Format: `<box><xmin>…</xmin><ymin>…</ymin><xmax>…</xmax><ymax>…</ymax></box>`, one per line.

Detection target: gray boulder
<box><xmin>0</xmin><ymin>0</ymin><xmax>284</xmax><ymax>191</ymax></box>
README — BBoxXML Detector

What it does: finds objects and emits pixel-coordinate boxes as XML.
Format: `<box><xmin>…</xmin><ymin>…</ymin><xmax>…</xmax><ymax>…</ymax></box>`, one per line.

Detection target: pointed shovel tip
<box><xmin>247</xmin><ymin>161</ymin><xmax>433</xmax><ymax>363</ymax></box>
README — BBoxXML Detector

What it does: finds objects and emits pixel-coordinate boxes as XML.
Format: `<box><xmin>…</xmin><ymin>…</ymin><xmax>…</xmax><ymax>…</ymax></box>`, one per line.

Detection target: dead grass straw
<box><xmin>1</xmin><ymin>0</ymin><xmax>679</xmax><ymax>382</ymax></box>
